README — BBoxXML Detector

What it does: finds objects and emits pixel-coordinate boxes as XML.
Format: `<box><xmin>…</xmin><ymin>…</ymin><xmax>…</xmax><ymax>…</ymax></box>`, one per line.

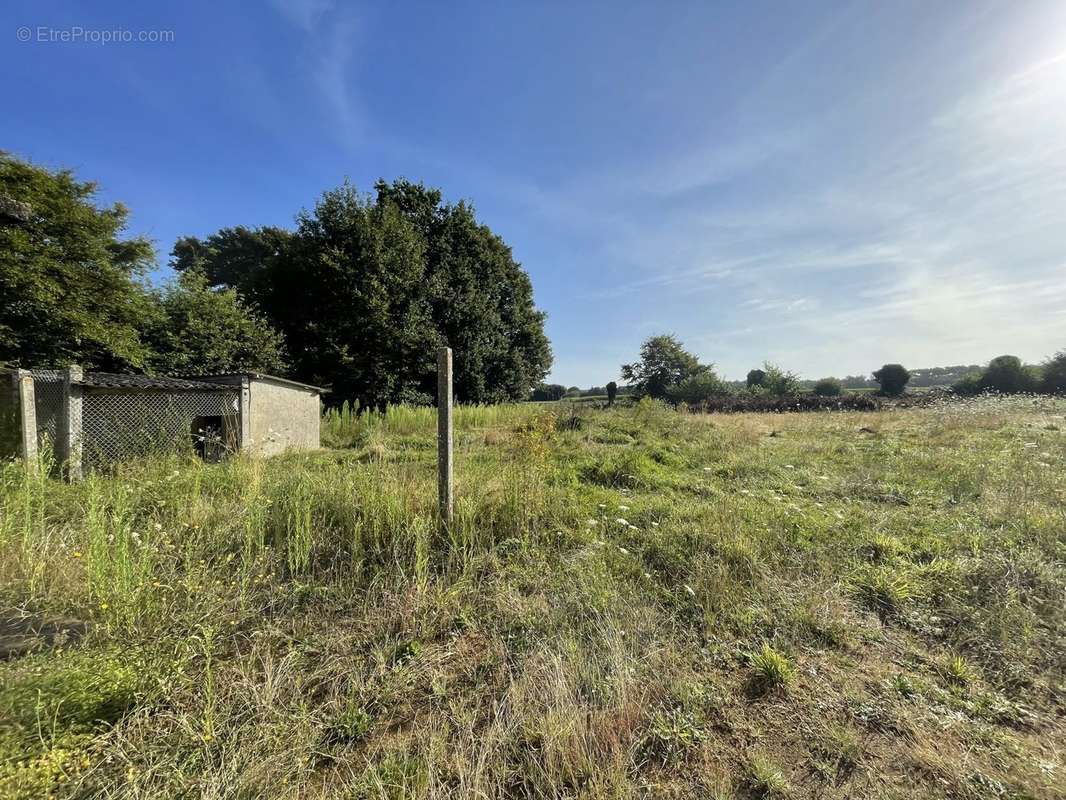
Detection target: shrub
<box><xmin>872</xmin><ymin>364</ymin><xmax>910</xmax><ymax>396</ymax></box>
<box><xmin>980</xmin><ymin>355</ymin><xmax>1038</xmax><ymax>394</ymax></box>
<box><xmin>1041</xmin><ymin>350</ymin><xmax>1066</xmax><ymax>394</ymax></box>
<box><xmin>748</xmin><ymin>643</ymin><xmax>795</xmax><ymax>689</ymax></box>
<box><xmin>665</xmin><ymin>371</ymin><xmax>731</xmax><ymax>405</ymax></box>
<box><xmin>746</xmin><ymin>368</ymin><xmax>767</xmax><ymax>389</ymax></box>
<box><xmin>697</xmin><ymin>394</ymin><xmax>882</xmax><ymax>413</ymax></box>
<box><xmin>748</xmin><ymin>753</ymin><xmax>789</xmax><ymax>796</ymax></box>
<box><xmin>761</xmin><ymin>362</ymin><xmax>800</xmax><ymax>397</ymax></box>
<box><xmin>812</xmin><ymin>378</ymin><xmax>842</xmax><ymax>397</ymax></box>
<box><xmin>951</xmin><ymin>372</ymin><xmax>983</xmax><ymax>396</ymax></box>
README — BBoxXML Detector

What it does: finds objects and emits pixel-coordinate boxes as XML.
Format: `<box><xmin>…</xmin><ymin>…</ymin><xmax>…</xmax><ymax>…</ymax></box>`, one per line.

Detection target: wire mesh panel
<box><xmin>0</xmin><ymin>371</ymin><xmax>18</xmax><ymax>460</ymax></box>
<box><xmin>82</xmin><ymin>388</ymin><xmax>240</xmax><ymax>470</ymax></box>
<box><xmin>30</xmin><ymin>369</ymin><xmax>65</xmax><ymax>454</ymax></box>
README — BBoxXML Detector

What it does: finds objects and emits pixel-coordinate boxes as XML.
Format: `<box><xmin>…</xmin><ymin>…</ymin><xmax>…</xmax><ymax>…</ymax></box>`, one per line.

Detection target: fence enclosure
<box><xmin>2</xmin><ymin>368</ymin><xmax>240</xmax><ymax>476</ymax></box>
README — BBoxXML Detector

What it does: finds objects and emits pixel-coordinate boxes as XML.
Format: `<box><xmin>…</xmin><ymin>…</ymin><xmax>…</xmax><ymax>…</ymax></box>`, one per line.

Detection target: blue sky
<box><xmin>4</xmin><ymin>1</ymin><xmax>1065</xmax><ymax>385</ymax></box>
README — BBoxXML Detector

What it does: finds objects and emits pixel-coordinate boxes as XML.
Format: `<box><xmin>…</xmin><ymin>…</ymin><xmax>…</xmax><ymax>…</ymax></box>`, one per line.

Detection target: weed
<box><xmin>748</xmin><ymin>752</ymin><xmax>789</xmax><ymax>796</ymax></box>
<box><xmin>748</xmin><ymin>643</ymin><xmax>795</xmax><ymax>691</ymax></box>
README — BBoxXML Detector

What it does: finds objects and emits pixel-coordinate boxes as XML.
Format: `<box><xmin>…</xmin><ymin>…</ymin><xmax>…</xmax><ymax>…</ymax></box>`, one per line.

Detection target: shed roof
<box><xmin>76</xmin><ymin>373</ymin><xmax>235</xmax><ymax>391</ymax></box>
<box><xmin>179</xmin><ymin>372</ymin><xmax>326</xmax><ymax>393</ymax></box>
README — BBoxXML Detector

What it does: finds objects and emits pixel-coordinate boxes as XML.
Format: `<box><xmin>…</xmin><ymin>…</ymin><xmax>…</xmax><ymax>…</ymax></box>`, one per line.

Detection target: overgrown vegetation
<box><xmin>1</xmin><ymin>396</ymin><xmax>1064</xmax><ymax>798</ymax></box>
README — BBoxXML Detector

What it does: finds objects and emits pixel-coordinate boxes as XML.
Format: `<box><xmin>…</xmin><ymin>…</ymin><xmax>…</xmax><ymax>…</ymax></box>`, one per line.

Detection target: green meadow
<box><xmin>1</xmin><ymin>397</ymin><xmax>1064</xmax><ymax>799</ymax></box>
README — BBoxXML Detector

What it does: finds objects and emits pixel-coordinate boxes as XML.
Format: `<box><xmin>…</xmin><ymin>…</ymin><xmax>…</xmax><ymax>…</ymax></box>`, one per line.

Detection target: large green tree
<box><xmin>621</xmin><ymin>335</ymin><xmax>707</xmax><ymax>399</ymax></box>
<box><xmin>0</xmin><ymin>154</ymin><xmax>156</xmax><ymax>369</ymax></box>
<box><xmin>979</xmin><ymin>355</ymin><xmax>1038</xmax><ymax>394</ymax></box>
<box><xmin>173</xmin><ymin>179</ymin><xmax>552</xmax><ymax>406</ymax></box>
<box><xmin>873</xmin><ymin>363</ymin><xmax>910</xmax><ymax>396</ymax></box>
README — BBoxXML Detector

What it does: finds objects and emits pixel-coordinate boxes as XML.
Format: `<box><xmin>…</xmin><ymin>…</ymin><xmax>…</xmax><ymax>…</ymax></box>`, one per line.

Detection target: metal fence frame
<box><xmin>4</xmin><ymin>367</ymin><xmax>244</xmax><ymax>477</ymax></box>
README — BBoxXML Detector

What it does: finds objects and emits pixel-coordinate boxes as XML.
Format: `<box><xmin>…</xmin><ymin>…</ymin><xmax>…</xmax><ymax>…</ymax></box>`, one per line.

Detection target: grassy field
<box><xmin>1</xmin><ymin>397</ymin><xmax>1064</xmax><ymax>799</ymax></box>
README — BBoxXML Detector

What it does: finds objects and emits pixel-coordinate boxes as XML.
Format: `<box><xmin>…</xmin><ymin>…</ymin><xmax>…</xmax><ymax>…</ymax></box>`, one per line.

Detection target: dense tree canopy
<box><xmin>1040</xmin><ymin>350</ymin><xmax>1066</xmax><ymax>394</ymax></box>
<box><xmin>143</xmin><ymin>270</ymin><xmax>287</xmax><ymax>376</ymax></box>
<box><xmin>176</xmin><ymin>179</ymin><xmax>551</xmax><ymax>407</ymax></box>
<box><xmin>873</xmin><ymin>363</ymin><xmax>910</xmax><ymax>396</ymax></box>
<box><xmin>979</xmin><ymin>355</ymin><xmax>1037</xmax><ymax>394</ymax></box>
<box><xmin>1</xmin><ymin>155</ymin><xmax>290</xmax><ymax>376</ymax></box>
<box><xmin>746</xmin><ymin>368</ymin><xmax>767</xmax><ymax>389</ymax></box>
<box><xmin>812</xmin><ymin>377</ymin><xmax>842</xmax><ymax>397</ymax></box>
<box><xmin>621</xmin><ymin>335</ymin><xmax>707</xmax><ymax>399</ymax></box>
<box><xmin>0</xmin><ymin>153</ymin><xmax>156</xmax><ymax>370</ymax></box>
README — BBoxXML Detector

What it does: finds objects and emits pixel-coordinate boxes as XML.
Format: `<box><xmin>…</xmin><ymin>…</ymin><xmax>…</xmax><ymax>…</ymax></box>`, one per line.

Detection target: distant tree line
<box><xmin>1</xmin><ymin>155</ymin><xmax>552</xmax><ymax>407</ymax></box>
<box><xmin>605</xmin><ymin>336</ymin><xmax>1066</xmax><ymax>405</ymax></box>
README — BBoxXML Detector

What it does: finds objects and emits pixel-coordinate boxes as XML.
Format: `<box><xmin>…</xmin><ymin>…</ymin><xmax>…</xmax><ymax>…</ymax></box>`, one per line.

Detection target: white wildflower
<box><xmin>618</xmin><ymin>505</ymin><xmax>630</xmax><ymax>511</ymax></box>
<box><xmin>615</xmin><ymin>518</ymin><xmax>629</xmax><ymax>526</ymax></box>
<box><xmin>683</xmin><ymin>584</ymin><xmax>696</xmax><ymax>597</ymax></box>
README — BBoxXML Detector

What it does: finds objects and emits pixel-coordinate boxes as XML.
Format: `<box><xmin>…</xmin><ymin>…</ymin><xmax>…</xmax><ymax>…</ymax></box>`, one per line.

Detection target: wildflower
<box><xmin>615</xmin><ymin>518</ymin><xmax>629</xmax><ymax>525</ymax></box>
<box><xmin>628</xmin><ymin>524</ymin><xmax>638</xmax><ymax>531</ymax></box>
<box><xmin>597</xmin><ymin>503</ymin><xmax>606</xmax><ymax>509</ymax></box>
<box><xmin>618</xmin><ymin>546</ymin><xmax>629</xmax><ymax>554</ymax></box>
<box><xmin>586</xmin><ymin>519</ymin><xmax>598</xmax><ymax>526</ymax></box>
<box><xmin>702</xmin><ymin>467</ymin><xmax>712</xmax><ymax>472</ymax></box>
<box><xmin>684</xmin><ymin>584</ymin><xmax>696</xmax><ymax>597</ymax></box>
<box><xmin>73</xmin><ymin>551</ymin><xmax>83</xmax><ymax>559</ymax></box>
<box><xmin>99</xmin><ymin>602</ymin><xmax>108</xmax><ymax>610</ymax></box>
<box><xmin>154</xmin><ymin>522</ymin><xmax>163</xmax><ymax>531</ymax></box>
<box><xmin>650</xmin><ymin>521</ymin><xmax>659</xmax><ymax>527</ymax></box>
<box><xmin>784</xmin><ymin>464</ymin><xmax>795</xmax><ymax>469</ymax></box>
<box><xmin>618</xmin><ymin>504</ymin><xmax>630</xmax><ymax>511</ymax></box>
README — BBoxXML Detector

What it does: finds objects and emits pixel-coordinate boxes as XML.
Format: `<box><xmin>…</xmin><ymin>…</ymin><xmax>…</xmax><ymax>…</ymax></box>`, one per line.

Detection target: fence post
<box><xmin>437</xmin><ymin>347</ymin><xmax>453</xmax><ymax>524</ymax></box>
<box><xmin>61</xmin><ymin>365</ymin><xmax>84</xmax><ymax>481</ymax></box>
<box><xmin>13</xmin><ymin>370</ymin><xmax>38</xmax><ymax>465</ymax></box>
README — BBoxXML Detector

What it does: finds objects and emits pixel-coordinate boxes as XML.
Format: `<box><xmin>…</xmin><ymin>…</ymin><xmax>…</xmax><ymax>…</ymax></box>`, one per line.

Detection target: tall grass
<box><xmin>322</xmin><ymin>400</ymin><xmax>540</xmax><ymax>446</ymax></box>
<box><xmin>1</xmin><ymin>397</ymin><xmax>1064</xmax><ymax>799</ymax></box>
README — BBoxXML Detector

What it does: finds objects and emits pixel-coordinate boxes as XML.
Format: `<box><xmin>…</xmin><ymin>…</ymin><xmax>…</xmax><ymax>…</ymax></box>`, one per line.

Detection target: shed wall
<box><xmin>246</xmin><ymin>380</ymin><xmax>320</xmax><ymax>456</ymax></box>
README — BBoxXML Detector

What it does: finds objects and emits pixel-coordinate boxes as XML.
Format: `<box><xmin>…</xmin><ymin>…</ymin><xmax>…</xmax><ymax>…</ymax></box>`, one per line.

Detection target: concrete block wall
<box><xmin>245</xmin><ymin>378</ymin><xmax>320</xmax><ymax>456</ymax></box>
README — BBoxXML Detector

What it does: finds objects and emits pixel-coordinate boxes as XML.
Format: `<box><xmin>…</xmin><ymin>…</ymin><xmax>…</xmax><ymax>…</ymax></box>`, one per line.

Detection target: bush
<box><xmin>1040</xmin><ymin>350</ymin><xmax>1066</xmax><ymax>394</ymax></box>
<box><xmin>606</xmin><ymin>381</ymin><xmax>618</xmax><ymax>406</ymax></box>
<box><xmin>951</xmin><ymin>372</ymin><xmax>983</xmax><ymax>396</ymax></box>
<box><xmin>980</xmin><ymin>355</ymin><xmax>1038</xmax><ymax>394</ymax></box>
<box><xmin>665</xmin><ymin>371</ymin><xmax>731</xmax><ymax>405</ymax></box>
<box><xmin>761</xmin><ymin>363</ymin><xmax>800</xmax><ymax>397</ymax></box>
<box><xmin>697</xmin><ymin>394</ymin><xmax>883</xmax><ymax>413</ymax></box>
<box><xmin>812</xmin><ymin>378</ymin><xmax>842</xmax><ymax>397</ymax></box>
<box><xmin>746</xmin><ymin>369</ymin><xmax>766</xmax><ymax>389</ymax></box>
<box><xmin>873</xmin><ymin>364</ymin><xmax>910</xmax><ymax>396</ymax></box>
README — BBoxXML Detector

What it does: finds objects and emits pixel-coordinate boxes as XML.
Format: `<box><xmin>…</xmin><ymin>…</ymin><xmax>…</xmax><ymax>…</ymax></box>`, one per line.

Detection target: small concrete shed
<box><xmin>186</xmin><ymin>373</ymin><xmax>323</xmax><ymax>457</ymax></box>
<box><xmin>2</xmin><ymin>367</ymin><xmax>323</xmax><ymax>476</ymax></box>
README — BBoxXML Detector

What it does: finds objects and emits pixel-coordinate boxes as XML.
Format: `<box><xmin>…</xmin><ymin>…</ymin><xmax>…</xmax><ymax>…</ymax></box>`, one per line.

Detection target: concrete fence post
<box><xmin>437</xmin><ymin>347</ymin><xmax>453</xmax><ymax>524</ymax></box>
<box><xmin>13</xmin><ymin>370</ymin><xmax>38</xmax><ymax>465</ymax></box>
<box><xmin>61</xmin><ymin>365</ymin><xmax>84</xmax><ymax>481</ymax></box>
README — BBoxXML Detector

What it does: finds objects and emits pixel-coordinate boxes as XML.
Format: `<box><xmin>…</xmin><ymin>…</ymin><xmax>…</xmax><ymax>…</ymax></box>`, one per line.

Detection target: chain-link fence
<box><xmin>82</xmin><ymin>388</ymin><xmax>240</xmax><ymax>470</ymax></box>
<box><xmin>30</xmin><ymin>369</ymin><xmax>64</xmax><ymax>454</ymax></box>
<box><xmin>0</xmin><ymin>372</ymin><xmax>18</xmax><ymax>460</ymax></box>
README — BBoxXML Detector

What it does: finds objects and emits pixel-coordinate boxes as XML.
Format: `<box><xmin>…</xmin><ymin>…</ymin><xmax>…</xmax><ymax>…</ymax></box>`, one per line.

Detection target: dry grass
<box><xmin>1</xmin><ymin>395</ymin><xmax>1064</xmax><ymax>799</ymax></box>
